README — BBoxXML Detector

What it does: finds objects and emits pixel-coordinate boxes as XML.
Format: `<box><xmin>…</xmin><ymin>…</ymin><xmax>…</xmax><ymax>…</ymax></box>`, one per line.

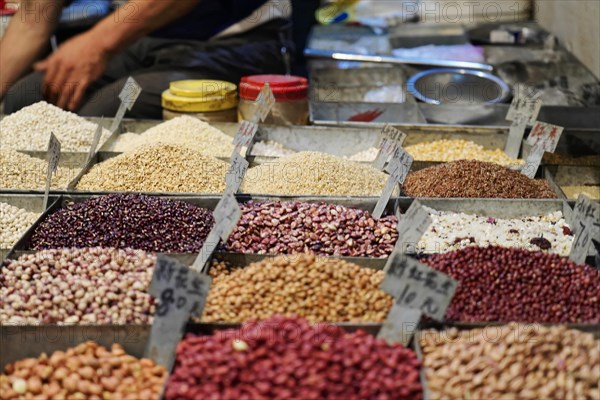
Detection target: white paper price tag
<box><xmin>520</xmin><ymin>142</ymin><xmax>545</xmax><ymax>179</ymax></box>
<box><xmin>110</xmin><ymin>77</ymin><xmax>142</xmax><ymax>133</ymax></box>
<box><xmin>373</xmin><ymin>125</ymin><xmax>407</xmax><ymax>170</ymax></box>
<box><xmin>373</xmin><ymin>147</ymin><xmax>413</xmax><ymax>219</ymax></box>
<box><xmin>86</xmin><ymin>119</ymin><xmax>104</xmax><ymax>164</ymax></box>
<box><xmin>232</xmin><ymin>120</ymin><xmax>259</xmax><ymax>154</ymax></box>
<box><xmin>225</xmin><ymin>153</ymin><xmax>249</xmax><ymax>195</ymax></box>
<box><xmin>378</xmin><ymin>253</ymin><xmax>458</xmax><ymax>345</ymax></box>
<box><xmin>569</xmin><ymin>195</ymin><xmax>600</xmax><ymax>265</ymax></box>
<box><xmin>146</xmin><ymin>255</ymin><xmax>212</xmax><ymax>370</ymax></box>
<box><xmin>253</xmin><ymin>83</ymin><xmax>276</xmax><ymax>123</ymax></box>
<box><xmin>506</xmin><ymin>85</ymin><xmax>542</xmax><ymax>124</ymax></box>
<box><xmin>43</xmin><ymin>133</ymin><xmax>61</xmax><ymax>211</ymax></box>
<box><xmin>192</xmin><ymin>194</ymin><xmax>242</xmax><ymax>272</ymax></box>
<box><xmin>393</xmin><ymin>200</ymin><xmax>432</xmax><ymax>254</ymax></box>
<box><xmin>526</xmin><ymin>122</ymin><xmax>563</xmax><ymax>153</ymax></box>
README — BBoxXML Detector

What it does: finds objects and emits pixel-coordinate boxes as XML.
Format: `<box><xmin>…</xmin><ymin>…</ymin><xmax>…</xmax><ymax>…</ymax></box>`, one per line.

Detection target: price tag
<box><xmin>526</xmin><ymin>122</ymin><xmax>564</xmax><ymax>153</ymax></box>
<box><xmin>392</xmin><ymin>200</ymin><xmax>432</xmax><ymax>254</ymax></box>
<box><xmin>373</xmin><ymin>125</ymin><xmax>407</xmax><ymax>171</ymax></box>
<box><xmin>86</xmin><ymin>119</ymin><xmax>104</xmax><ymax>164</ymax></box>
<box><xmin>225</xmin><ymin>153</ymin><xmax>249</xmax><ymax>195</ymax></box>
<box><xmin>192</xmin><ymin>193</ymin><xmax>242</xmax><ymax>272</ymax></box>
<box><xmin>43</xmin><ymin>133</ymin><xmax>61</xmax><ymax>211</ymax></box>
<box><xmin>569</xmin><ymin>194</ymin><xmax>600</xmax><ymax>265</ymax></box>
<box><xmin>232</xmin><ymin>120</ymin><xmax>259</xmax><ymax>156</ymax></box>
<box><xmin>252</xmin><ymin>83</ymin><xmax>276</xmax><ymax>123</ymax></box>
<box><xmin>378</xmin><ymin>253</ymin><xmax>458</xmax><ymax>345</ymax></box>
<box><xmin>505</xmin><ymin>86</ymin><xmax>542</xmax><ymax>159</ymax></box>
<box><xmin>520</xmin><ymin>142</ymin><xmax>545</xmax><ymax>179</ymax></box>
<box><xmin>110</xmin><ymin>77</ymin><xmax>142</xmax><ymax>133</ymax></box>
<box><xmin>373</xmin><ymin>147</ymin><xmax>413</xmax><ymax>219</ymax></box>
<box><xmin>145</xmin><ymin>255</ymin><xmax>212</xmax><ymax>371</ymax></box>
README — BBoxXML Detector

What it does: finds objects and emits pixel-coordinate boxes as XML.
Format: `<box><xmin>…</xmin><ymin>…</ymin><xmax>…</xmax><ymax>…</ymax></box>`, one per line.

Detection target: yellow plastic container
<box><xmin>161</xmin><ymin>80</ymin><xmax>238</xmax><ymax>122</ymax></box>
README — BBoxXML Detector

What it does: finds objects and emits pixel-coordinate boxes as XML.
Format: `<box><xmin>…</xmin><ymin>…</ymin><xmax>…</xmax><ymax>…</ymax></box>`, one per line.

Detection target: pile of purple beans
<box><xmin>421</xmin><ymin>246</ymin><xmax>600</xmax><ymax>323</ymax></box>
<box><xmin>223</xmin><ymin>201</ymin><xmax>398</xmax><ymax>257</ymax></box>
<box><xmin>30</xmin><ymin>194</ymin><xmax>214</xmax><ymax>253</ymax></box>
<box><xmin>166</xmin><ymin>316</ymin><xmax>422</xmax><ymax>400</ymax></box>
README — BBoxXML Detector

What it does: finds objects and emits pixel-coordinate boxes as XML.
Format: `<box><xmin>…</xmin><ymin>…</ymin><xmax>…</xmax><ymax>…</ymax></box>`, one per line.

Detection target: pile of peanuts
<box><xmin>420</xmin><ymin>324</ymin><xmax>600</xmax><ymax>400</ymax></box>
<box><xmin>0</xmin><ymin>202</ymin><xmax>39</xmax><ymax>249</ymax></box>
<box><xmin>0</xmin><ymin>341</ymin><xmax>167</xmax><ymax>400</ymax></box>
<box><xmin>0</xmin><ymin>248</ymin><xmax>156</xmax><ymax>325</ymax></box>
<box><xmin>223</xmin><ymin>200</ymin><xmax>398</xmax><ymax>257</ymax></box>
<box><xmin>202</xmin><ymin>254</ymin><xmax>393</xmax><ymax>323</ymax></box>
<box><xmin>166</xmin><ymin>316</ymin><xmax>423</xmax><ymax>400</ymax></box>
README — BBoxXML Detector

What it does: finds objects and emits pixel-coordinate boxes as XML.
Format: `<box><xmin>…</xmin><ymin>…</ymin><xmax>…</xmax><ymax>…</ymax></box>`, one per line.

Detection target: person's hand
<box><xmin>34</xmin><ymin>32</ymin><xmax>109</xmax><ymax>111</ymax></box>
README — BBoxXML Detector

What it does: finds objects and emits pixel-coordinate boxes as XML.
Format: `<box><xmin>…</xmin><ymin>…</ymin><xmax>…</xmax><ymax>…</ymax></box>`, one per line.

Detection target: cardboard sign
<box><xmin>526</xmin><ymin>122</ymin><xmax>564</xmax><ymax>153</ymax></box>
<box><xmin>232</xmin><ymin>120</ymin><xmax>259</xmax><ymax>156</ymax></box>
<box><xmin>381</xmin><ymin>252</ymin><xmax>458</xmax><ymax>321</ymax></box>
<box><xmin>373</xmin><ymin>125</ymin><xmax>407</xmax><ymax>171</ymax></box>
<box><xmin>393</xmin><ymin>200</ymin><xmax>432</xmax><ymax>254</ymax></box>
<box><xmin>520</xmin><ymin>142</ymin><xmax>545</xmax><ymax>179</ymax></box>
<box><xmin>110</xmin><ymin>77</ymin><xmax>142</xmax><ymax>133</ymax></box>
<box><xmin>505</xmin><ymin>86</ymin><xmax>542</xmax><ymax>159</ymax></box>
<box><xmin>43</xmin><ymin>133</ymin><xmax>61</xmax><ymax>211</ymax></box>
<box><xmin>225</xmin><ymin>153</ymin><xmax>249</xmax><ymax>195</ymax></box>
<box><xmin>373</xmin><ymin>147</ymin><xmax>413</xmax><ymax>219</ymax></box>
<box><xmin>253</xmin><ymin>83</ymin><xmax>276</xmax><ymax>123</ymax></box>
<box><xmin>569</xmin><ymin>194</ymin><xmax>600</xmax><ymax>265</ymax></box>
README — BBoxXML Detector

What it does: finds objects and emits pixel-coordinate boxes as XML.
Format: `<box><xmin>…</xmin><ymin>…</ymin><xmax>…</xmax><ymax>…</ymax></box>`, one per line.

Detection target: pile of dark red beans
<box><xmin>165</xmin><ymin>316</ymin><xmax>422</xmax><ymax>400</ymax></box>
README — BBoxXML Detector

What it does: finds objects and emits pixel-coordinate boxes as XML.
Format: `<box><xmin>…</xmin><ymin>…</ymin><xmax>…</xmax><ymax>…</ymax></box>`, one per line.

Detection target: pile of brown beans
<box><xmin>420</xmin><ymin>324</ymin><xmax>600</xmax><ymax>400</ymax></box>
<box><xmin>420</xmin><ymin>246</ymin><xmax>600</xmax><ymax>323</ymax></box>
<box><xmin>403</xmin><ymin>160</ymin><xmax>557</xmax><ymax>198</ymax></box>
<box><xmin>223</xmin><ymin>201</ymin><xmax>398</xmax><ymax>257</ymax></box>
<box><xmin>202</xmin><ymin>254</ymin><xmax>392</xmax><ymax>323</ymax></box>
<box><xmin>166</xmin><ymin>316</ymin><xmax>422</xmax><ymax>400</ymax></box>
<box><xmin>30</xmin><ymin>194</ymin><xmax>214</xmax><ymax>253</ymax></box>
<box><xmin>0</xmin><ymin>341</ymin><xmax>167</xmax><ymax>400</ymax></box>
<box><xmin>0</xmin><ymin>248</ymin><xmax>156</xmax><ymax>325</ymax></box>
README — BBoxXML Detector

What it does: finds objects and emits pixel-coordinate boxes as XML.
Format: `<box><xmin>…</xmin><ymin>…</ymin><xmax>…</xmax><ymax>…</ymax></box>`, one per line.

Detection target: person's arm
<box><xmin>35</xmin><ymin>0</ymin><xmax>202</xmax><ymax>111</ymax></box>
<box><xmin>0</xmin><ymin>0</ymin><xmax>64</xmax><ymax>100</ymax></box>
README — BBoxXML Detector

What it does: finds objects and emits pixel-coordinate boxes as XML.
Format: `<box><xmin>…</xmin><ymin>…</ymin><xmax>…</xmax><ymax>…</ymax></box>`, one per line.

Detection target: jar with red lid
<box><xmin>238</xmin><ymin>74</ymin><xmax>309</xmax><ymax>125</ymax></box>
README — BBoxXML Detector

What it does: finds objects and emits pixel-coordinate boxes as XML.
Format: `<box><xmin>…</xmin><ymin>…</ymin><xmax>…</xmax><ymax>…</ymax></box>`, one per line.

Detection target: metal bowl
<box><xmin>407</xmin><ymin>68</ymin><xmax>511</xmax><ymax>105</ymax></box>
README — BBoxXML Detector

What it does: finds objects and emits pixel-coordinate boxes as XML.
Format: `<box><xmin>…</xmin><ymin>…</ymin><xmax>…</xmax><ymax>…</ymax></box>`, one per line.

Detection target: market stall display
<box><xmin>202</xmin><ymin>254</ymin><xmax>392</xmax><ymax>323</ymax></box>
<box><xmin>0</xmin><ymin>101</ymin><xmax>111</xmax><ymax>152</ymax></box>
<box><xmin>76</xmin><ymin>144</ymin><xmax>229</xmax><ymax>193</ymax></box>
<box><xmin>30</xmin><ymin>194</ymin><xmax>214</xmax><ymax>253</ymax></box>
<box><xmin>223</xmin><ymin>200</ymin><xmax>397</xmax><ymax>257</ymax></box>
<box><xmin>403</xmin><ymin>160</ymin><xmax>557</xmax><ymax>198</ymax></box>
<box><xmin>166</xmin><ymin>316</ymin><xmax>422</xmax><ymax>400</ymax></box>
<box><xmin>0</xmin><ymin>149</ymin><xmax>75</xmax><ymax>191</ymax></box>
<box><xmin>0</xmin><ymin>248</ymin><xmax>156</xmax><ymax>325</ymax></box>
<box><xmin>0</xmin><ymin>341</ymin><xmax>167</xmax><ymax>400</ymax></box>
<box><xmin>420</xmin><ymin>324</ymin><xmax>599</xmax><ymax>400</ymax></box>
<box><xmin>420</xmin><ymin>246</ymin><xmax>600</xmax><ymax>323</ymax></box>
<box><xmin>242</xmin><ymin>151</ymin><xmax>390</xmax><ymax>196</ymax></box>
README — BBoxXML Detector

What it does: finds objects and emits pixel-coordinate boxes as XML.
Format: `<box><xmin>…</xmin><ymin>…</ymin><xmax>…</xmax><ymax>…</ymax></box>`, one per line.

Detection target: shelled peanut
<box><xmin>420</xmin><ymin>324</ymin><xmax>600</xmax><ymax>400</ymax></box>
<box><xmin>0</xmin><ymin>342</ymin><xmax>167</xmax><ymax>400</ymax></box>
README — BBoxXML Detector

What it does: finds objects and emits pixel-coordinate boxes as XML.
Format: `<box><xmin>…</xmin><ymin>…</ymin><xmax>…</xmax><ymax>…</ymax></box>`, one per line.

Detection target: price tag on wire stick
<box><xmin>86</xmin><ymin>118</ymin><xmax>104</xmax><ymax>164</ymax></box>
<box><xmin>109</xmin><ymin>77</ymin><xmax>142</xmax><ymax>133</ymax></box>
<box><xmin>378</xmin><ymin>252</ymin><xmax>458</xmax><ymax>345</ymax></box>
<box><xmin>526</xmin><ymin>122</ymin><xmax>563</xmax><ymax>153</ymax></box>
<box><xmin>377</xmin><ymin>304</ymin><xmax>422</xmax><ymax>346</ymax></box>
<box><xmin>146</xmin><ymin>255</ymin><xmax>212</xmax><ymax>371</ymax></box>
<box><xmin>569</xmin><ymin>194</ymin><xmax>600</xmax><ymax>265</ymax></box>
<box><xmin>373</xmin><ymin>147</ymin><xmax>413</xmax><ymax>219</ymax></box>
<box><xmin>504</xmin><ymin>86</ymin><xmax>542</xmax><ymax>159</ymax></box>
<box><xmin>225</xmin><ymin>153</ymin><xmax>249</xmax><ymax>195</ymax></box>
<box><xmin>373</xmin><ymin>125</ymin><xmax>407</xmax><ymax>170</ymax></box>
<box><xmin>232</xmin><ymin>120</ymin><xmax>259</xmax><ymax>156</ymax></box>
<box><xmin>252</xmin><ymin>83</ymin><xmax>276</xmax><ymax>123</ymax></box>
<box><xmin>392</xmin><ymin>200</ymin><xmax>432</xmax><ymax>255</ymax></box>
<box><xmin>192</xmin><ymin>193</ymin><xmax>242</xmax><ymax>272</ymax></box>
<box><xmin>520</xmin><ymin>142</ymin><xmax>545</xmax><ymax>179</ymax></box>
<box><xmin>43</xmin><ymin>133</ymin><xmax>61</xmax><ymax>211</ymax></box>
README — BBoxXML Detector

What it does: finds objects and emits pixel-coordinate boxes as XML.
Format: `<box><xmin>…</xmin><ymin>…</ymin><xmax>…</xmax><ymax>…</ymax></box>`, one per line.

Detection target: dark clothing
<box><xmin>4</xmin><ymin>19</ymin><xmax>292</xmax><ymax>119</ymax></box>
